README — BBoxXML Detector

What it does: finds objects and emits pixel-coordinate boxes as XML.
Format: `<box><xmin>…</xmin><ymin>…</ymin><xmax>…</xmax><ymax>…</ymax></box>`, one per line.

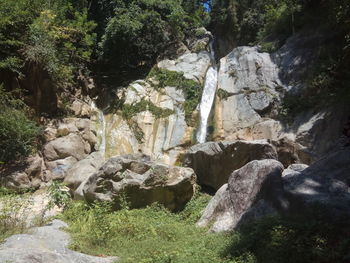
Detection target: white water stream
<box><xmin>196</xmin><ymin>42</ymin><xmax>218</xmax><ymax>143</ymax></box>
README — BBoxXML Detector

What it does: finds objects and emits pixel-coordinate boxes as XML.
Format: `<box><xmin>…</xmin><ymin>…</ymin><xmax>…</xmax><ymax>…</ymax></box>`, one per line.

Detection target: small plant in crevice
<box><xmin>217</xmin><ymin>88</ymin><xmax>232</xmax><ymax>100</ymax></box>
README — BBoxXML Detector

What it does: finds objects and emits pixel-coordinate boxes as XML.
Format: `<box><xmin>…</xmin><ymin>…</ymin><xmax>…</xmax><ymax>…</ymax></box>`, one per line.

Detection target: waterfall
<box><xmin>196</xmin><ymin>42</ymin><xmax>218</xmax><ymax>143</ymax></box>
<box><xmin>91</xmin><ymin>102</ymin><xmax>106</xmax><ymax>155</ymax></box>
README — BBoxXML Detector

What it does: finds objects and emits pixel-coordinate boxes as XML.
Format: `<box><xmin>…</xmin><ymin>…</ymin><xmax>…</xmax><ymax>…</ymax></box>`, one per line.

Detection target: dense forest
<box><xmin>0</xmin><ymin>0</ymin><xmax>350</xmax><ymax>262</ymax></box>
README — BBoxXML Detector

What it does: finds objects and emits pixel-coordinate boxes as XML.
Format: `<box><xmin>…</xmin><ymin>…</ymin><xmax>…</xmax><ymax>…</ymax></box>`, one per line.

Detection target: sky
<box><xmin>203</xmin><ymin>0</ymin><xmax>212</xmax><ymax>12</ymax></box>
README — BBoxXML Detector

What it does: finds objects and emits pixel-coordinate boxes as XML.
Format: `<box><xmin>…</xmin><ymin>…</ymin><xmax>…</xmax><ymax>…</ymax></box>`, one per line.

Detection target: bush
<box><xmin>0</xmin><ymin>87</ymin><xmax>40</xmax><ymax>163</ymax></box>
<box><xmin>148</xmin><ymin>67</ymin><xmax>202</xmax><ymax>125</ymax></box>
<box><xmin>98</xmin><ymin>0</ymin><xmax>204</xmax><ymax>69</ymax></box>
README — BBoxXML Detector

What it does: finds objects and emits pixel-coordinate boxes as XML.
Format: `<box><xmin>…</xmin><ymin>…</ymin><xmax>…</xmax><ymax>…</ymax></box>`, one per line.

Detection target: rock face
<box><xmin>0</xmin><ymin>220</ymin><xmax>118</xmax><ymax>263</ymax></box>
<box><xmin>283</xmin><ymin>147</ymin><xmax>350</xmax><ymax>215</ymax></box>
<box><xmin>197</xmin><ymin>159</ymin><xmax>284</xmax><ymax>232</ymax></box>
<box><xmin>100</xmin><ymin>47</ymin><xmax>213</xmax><ymax>165</ymax></box>
<box><xmin>0</xmin><ymin>189</ymin><xmax>62</xmax><ymax>228</ymax></box>
<box><xmin>104</xmin><ymin>81</ymin><xmax>192</xmax><ymax>165</ymax></box>
<box><xmin>185</xmin><ymin>140</ymin><xmax>277</xmax><ymax>190</ymax></box>
<box><xmin>213</xmin><ymin>34</ymin><xmax>350</xmax><ymax>164</ymax></box>
<box><xmin>82</xmin><ymin>154</ymin><xmax>196</xmax><ymax>211</ymax></box>
<box><xmin>213</xmin><ymin>46</ymin><xmax>282</xmax><ymax>141</ymax></box>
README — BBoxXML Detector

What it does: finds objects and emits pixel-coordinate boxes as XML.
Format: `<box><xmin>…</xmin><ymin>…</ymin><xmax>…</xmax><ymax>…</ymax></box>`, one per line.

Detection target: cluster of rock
<box><xmin>196</xmin><ymin>147</ymin><xmax>350</xmax><ymax>232</ymax></box>
<box><xmin>1</xmin><ymin>113</ymin><xmax>101</xmax><ymax>190</ymax></box>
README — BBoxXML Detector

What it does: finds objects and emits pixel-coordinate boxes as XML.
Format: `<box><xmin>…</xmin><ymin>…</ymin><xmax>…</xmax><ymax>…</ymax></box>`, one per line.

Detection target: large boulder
<box><xmin>82</xmin><ymin>154</ymin><xmax>196</xmax><ymax>211</ymax></box>
<box><xmin>0</xmin><ymin>220</ymin><xmax>117</xmax><ymax>263</ymax></box>
<box><xmin>283</xmin><ymin>147</ymin><xmax>350</xmax><ymax>215</ymax></box>
<box><xmin>64</xmin><ymin>152</ymin><xmax>105</xmax><ymax>191</ymax></box>
<box><xmin>44</xmin><ymin>133</ymin><xmax>87</xmax><ymax>162</ymax></box>
<box><xmin>197</xmin><ymin>159</ymin><xmax>285</xmax><ymax>232</ymax></box>
<box><xmin>185</xmin><ymin>140</ymin><xmax>277</xmax><ymax>190</ymax></box>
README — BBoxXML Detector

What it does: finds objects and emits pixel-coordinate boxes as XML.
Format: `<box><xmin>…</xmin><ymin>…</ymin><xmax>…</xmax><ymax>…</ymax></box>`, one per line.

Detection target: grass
<box><xmin>0</xmin><ymin>189</ymin><xmax>36</xmax><ymax>242</ymax></box>
<box><xmin>59</xmin><ymin>193</ymin><xmax>238</xmax><ymax>263</ymax></box>
<box><xmin>58</xmin><ymin>192</ymin><xmax>350</xmax><ymax>263</ymax></box>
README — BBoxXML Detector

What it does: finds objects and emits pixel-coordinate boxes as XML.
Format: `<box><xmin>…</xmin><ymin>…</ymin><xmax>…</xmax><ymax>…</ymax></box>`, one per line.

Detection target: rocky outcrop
<box><xmin>82</xmin><ymin>154</ymin><xmax>196</xmax><ymax>211</ymax></box>
<box><xmin>213</xmin><ymin>46</ymin><xmax>283</xmax><ymax>141</ymax></box>
<box><xmin>0</xmin><ymin>220</ymin><xmax>118</xmax><ymax>263</ymax></box>
<box><xmin>213</xmin><ymin>34</ymin><xmax>350</xmax><ymax>164</ymax></box>
<box><xmin>283</xmin><ymin>147</ymin><xmax>350</xmax><ymax>215</ymax></box>
<box><xmin>197</xmin><ymin>159</ymin><xmax>285</xmax><ymax>232</ymax></box>
<box><xmin>198</xmin><ymin>148</ymin><xmax>350</xmax><ymax>232</ymax></box>
<box><xmin>43</xmin><ymin>117</ymin><xmax>100</xmax><ymax>180</ymax></box>
<box><xmin>103</xmin><ymin>82</ymin><xmax>192</xmax><ymax>165</ymax></box>
<box><xmin>0</xmin><ymin>189</ymin><xmax>62</xmax><ymax>227</ymax></box>
<box><xmin>185</xmin><ymin>140</ymin><xmax>277</xmax><ymax>190</ymax></box>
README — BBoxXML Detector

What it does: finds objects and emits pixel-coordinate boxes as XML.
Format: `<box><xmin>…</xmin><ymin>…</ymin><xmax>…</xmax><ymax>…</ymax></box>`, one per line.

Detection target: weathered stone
<box><xmin>185</xmin><ymin>140</ymin><xmax>278</xmax><ymax>190</ymax></box>
<box><xmin>44</xmin><ymin>133</ymin><xmax>87</xmax><ymax>161</ymax></box>
<box><xmin>0</xmin><ymin>220</ymin><xmax>118</xmax><ymax>263</ymax></box>
<box><xmin>46</xmin><ymin>157</ymin><xmax>78</xmax><ymax>180</ymax></box>
<box><xmin>282</xmin><ymin>163</ymin><xmax>309</xmax><ymax>177</ymax></box>
<box><xmin>1</xmin><ymin>155</ymin><xmax>45</xmax><ymax>190</ymax></box>
<box><xmin>283</xmin><ymin>147</ymin><xmax>350</xmax><ymax>215</ymax></box>
<box><xmin>213</xmin><ymin>46</ymin><xmax>282</xmax><ymax>138</ymax></box>
<box><xmin>64</xmin><ymin>152</ymin><xmax>104</xmax><ymax>191</ymax></box>
<box><xmin>82</xmin><ymin>154</ymin><xmax>196</xmax><ymax>211</ymax></box>
<box><xmin>158</xmin><ymin>52</ymin><xmax>211</xmax><ymax>83</ymax></box>
<box><xmin>197</xmin><ymin>159</ymin><xmax>285</xmax><ymax>232</ymax></box>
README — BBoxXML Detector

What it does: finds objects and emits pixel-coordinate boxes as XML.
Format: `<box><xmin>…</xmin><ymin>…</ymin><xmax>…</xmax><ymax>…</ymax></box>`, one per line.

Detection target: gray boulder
<box><xmin>283</xmin><ymin>147</ymin><xmax>350</xmax><ymax>214</ymax></box>
<box><xmin>185</xmin><ymin>140</ymin><xmax>277</xmax><ymax>190</ymax></box>
<box><xmin>0</xmin><ymin>220</ymin><xmax>118</xmax><ymax>263</ymax></box>
<box><xmin>44</xmin><ymin>133</ymin><xmax>87</xmax><ymax>161</ymax></box>
<box><xmin>82</xmin><ymin>154</ymin><xmax>196</xmax><ymax>211</ymax></box>
<box><xmin>197</xmin><ymin>159</ymin><xmax>285</xmax><ymax>232</ymax></box>
<box><xmin>64</xmin><ymin>152</ymin><xmax>105</xmax><ymax>191</ymax></box>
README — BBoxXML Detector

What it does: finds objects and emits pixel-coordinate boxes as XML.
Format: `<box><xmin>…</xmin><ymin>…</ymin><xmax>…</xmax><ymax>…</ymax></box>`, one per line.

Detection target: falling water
<box><xmin>91</xmin><ymin>102</ymin><xmax>106</xmax><ymax>154</ymax></box>
<box><xmin>196</xmin><ymin>42</ymin><xmax>218</xmax><ymax>143</ymax></box>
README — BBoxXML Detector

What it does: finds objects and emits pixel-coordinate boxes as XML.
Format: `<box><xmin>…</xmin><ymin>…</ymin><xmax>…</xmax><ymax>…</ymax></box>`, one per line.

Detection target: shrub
<box><xmin>0</xmin><ymin>86</ymin><xmax>40</xmax><ymax>163</ymax></box>
<box><xmin>148</xmin><ymin>67</ymin><xmax>202</xmax><ymax>125</ymax></box>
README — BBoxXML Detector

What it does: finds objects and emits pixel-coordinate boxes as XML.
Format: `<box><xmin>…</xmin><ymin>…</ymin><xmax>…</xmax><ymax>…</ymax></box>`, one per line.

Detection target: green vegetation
<box><xmin>47</xmin><ymin>181</ymin><xmax>71</xmax><ymax>209</ymax></box>
<box><xmin>58</xmin><ymin>194</ymin><xmax>350</xmax><ymax>263</ymax></box>
<box><xmin>217</xmin><ymin>88</ymin><xmax>231</xmax><ymax>100</ymax></box>
<box><xmin>122</xmin><ymin>99</ymin><xmax>175</xmax><ymax>120</ymax></box>
<box><xmin>148</xmin><ymin>67</ymin><xmax>202</xmax><ymax>125</ymax></box>
<box><xmin>0</xmin><ymin>0</ymin><xmax>96</xmax><ymax>85</ymax></box>
<box><xmin>97</xmin><ymin>0</ymin><xmax>207</xmax><ymax>69</ymax></box>
<box><xmin>0</xmin><ymin>86</ymin><xmax>40</xmax><ymax>163</ymax></box>
<box><xmin>60</xmin><ymin>194</ymin><xmax>236</xmax><ymax>263</ymax></box>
